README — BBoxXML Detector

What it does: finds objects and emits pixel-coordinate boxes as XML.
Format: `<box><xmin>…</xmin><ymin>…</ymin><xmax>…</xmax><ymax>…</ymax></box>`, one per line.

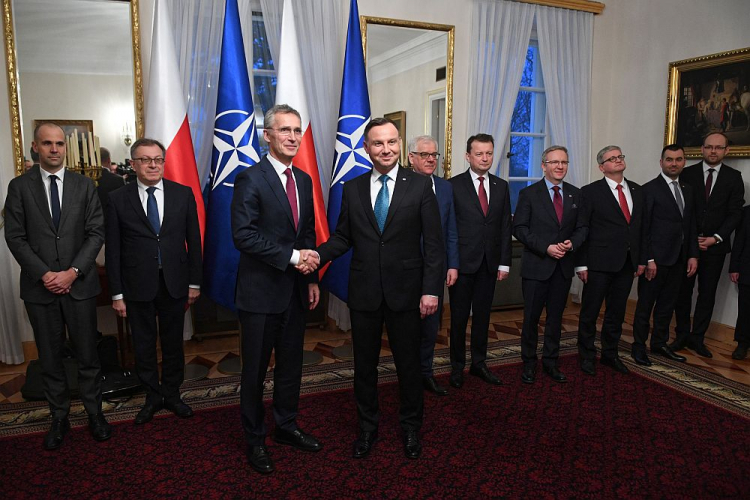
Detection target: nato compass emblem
<box><xmin>209</xmin><ymin>109</ymin><xmax>261</xmax><ymax>190</ymax></box>
<box><xmin>331</xmin><ymin>114</ymin><xmax>372</xmax><ymax>186</ymax></box>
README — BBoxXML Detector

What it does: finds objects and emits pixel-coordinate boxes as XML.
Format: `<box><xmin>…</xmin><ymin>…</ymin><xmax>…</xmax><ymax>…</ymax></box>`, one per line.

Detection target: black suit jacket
<box><xmin>5</xmin><ymin>166</ymin><xmax>104</xmax><ymax>303</ymax></box>
<box><xmin>449</xmin><ymin>171</ymin><xmax>512</xmax><ymax>274</ymax></box>
<box><xmin>729</xmin><ymin>206</ymin><xmax>750</xmax><ymax>285</ymax></box>
<box><xmin>513</xmin><ymin>180</ymin><xmax>587</xmax><ymax>280</ymax></box>
<box><xmin>317</xmin><ymin>167</ymin><xmax>444</xmax><ymax>312</ymax></box>
<box><xmin>577</xmin><ymin>177</ymin><xmax>643</xmax><ymax>272</ymax></box>
<box><xmin>641</xmin><ymin>175</ymin><xmax>699</xmax><ymax>266</ymax></box>
<box><xmin>105</xmin><ymin>178</ymin><xmax>202</xmax><ymax>301</ymax></box>
<box><xmin>97</xmin><ymin>168</ymin><xmax>125</xmax><ymax>216</ymax></box>
<box><xmin>681</xmin><ymin>162</ymin><xmax>744</xmax><ymax>254</ymax></box>
<box><xmin>231</xmin><ymin>156</ymin><xmax>316</xmax><ymax>314</ymax></box>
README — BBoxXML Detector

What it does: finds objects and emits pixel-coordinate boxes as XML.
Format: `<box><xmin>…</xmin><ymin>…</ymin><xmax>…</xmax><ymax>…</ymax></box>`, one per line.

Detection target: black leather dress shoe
<box><xmin>521</xmin><ymin>365</ymin><xmax>536</xmax><ymax>384</ymax></box>
<box><xmin>469</xmin><ymin>363</ymin><xmax>502</xmax><ymax>385</ymax></box>
<box><xmin>247</xmin><ymin>445</ymin><xmax>274</xmax><ymax>474</ymax></box>
<box><xmin>631</xmin><ymin>351</ymin><xmax>652</xmax><ymax>366</ymax></box>
<box><xmin>449</xmin><ymin>371</ymin><xmax>463</xmax><ymax>389</ymax></box>
<box><xmin>651</xmin><ymin>345</ymin><xmax>687</xmax><ymax>362</ymax></box>
<box><xmin>423</xmin><ymin>377</ymin><xmax>449</xmax><ymax>396</ymax></box>
<box><xmin>542</xmin><ymin>365</ymin><xmax>567</xmax><ymax>383</ymax></box>
<box><xmin>733</xmin><ymin>344</ymin><xmax>748</xmax><ymax>360</ymax></box>
<box><xmin>164</xmin><ymin>399</ymin><xmax>194</xmax><ymax>418</ymax></box>
<box><xmin>43</xmin><ymin>418</ymin><xmax>70</xmax><ymax>450</ymax></box>
<box><xmin>88</xmin><ymin>413</ymin><xmax>112</xmax><ymax>442</ymax></box>
<box><xmin>689</xmin><ymin>343</ymin><xmax>713</xmax><ymax>358</ymax></box>
<box><xmin>353</xmin><ymin>431</ymin><xmax>378</xmax><ymax>459</ymax></box>
<box><xmin>580</xmin><ymin>359</ymin><xmax>596</xmax><ymax>376</ymax></box>
<box><xmin>135</xmin><ymin>402</ymin><xmax>163</xmax><ymax>425</ymax></box>
<box><xmin>669</xmin><ymin>339</ymin><xmax>687</xmax><ymax>352</ymax></box>
<box><xmin>404</xmin><ymin>431</ymin><xmax>421</xmax><ymax>459</ymax></box>
<box><xmin>600</xmin><ymin>356</ymin><xmax>629</xmax><ymax>374</ymax></box>
<box><xmin>274</xmin><ymin>428</ymin><xmax>322</xmax><ymax>452</ymax></box>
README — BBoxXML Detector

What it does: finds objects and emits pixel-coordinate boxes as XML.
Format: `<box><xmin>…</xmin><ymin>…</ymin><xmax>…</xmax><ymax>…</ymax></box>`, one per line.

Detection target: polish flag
<box><xmin>145</xmin><ymin>0</ymin><xmax>205</xmax><ymax>243</ymax></box>
<box><xmin>275</xmin><ymin>0</ymin><xmax>330</xmax><ymax>274</ymax></box>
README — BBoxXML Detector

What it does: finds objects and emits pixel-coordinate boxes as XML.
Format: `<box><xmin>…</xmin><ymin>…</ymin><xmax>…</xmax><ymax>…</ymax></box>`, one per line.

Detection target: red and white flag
<box><xmin>275</xmin><ymin>0</ymin><xmax>330</xmax><ymax>274</ymax></box>
<box><xmin>145</xmin><ymin>0</ymin><xmax>205</xmax><ymax>244</ymax></box>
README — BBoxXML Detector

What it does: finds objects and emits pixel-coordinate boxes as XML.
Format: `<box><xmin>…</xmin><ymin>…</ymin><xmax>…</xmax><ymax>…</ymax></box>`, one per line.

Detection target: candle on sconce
<box><xmin>88</xmin><ymin>132</ymin><xmax>96</xmax><ymax>166</ymax></box>
<box><xmin>73</xmin><ymin>129</ymin><xmax>80</xmax><ymax>166</ymax></box>
<box><xmin>82</xmin><ymin>134</ymin><xmax>89</xmax><ymax>166</ymax></box>
<box><xmin>94</xmin><ymin>136</ymin><xmax>101</xmax><ymax>166</ymax></box>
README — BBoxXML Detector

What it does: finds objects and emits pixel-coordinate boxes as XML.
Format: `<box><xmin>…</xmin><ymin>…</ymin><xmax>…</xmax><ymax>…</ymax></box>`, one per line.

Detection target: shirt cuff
<box><xmin>189</xmin><ymin>285</ymin><xmax>200</xmax><ymax>290</ymax></box>
<box><xmin>713</xmin><ymin>234</ymin><xmax>723</xmax><ymax>243</ymax></box>
<box><xmin>112</xmin><ymin>294</ymin><xmax>124</xmax><ymax>301</ymax></box>
<box><xmin>498</xmin><ymin>265</ymin><xmax>510</xmax><ymax>273</ymax></box>
<box><xmin>290</xmin><ymin>249</ymin><xmax>300</xmax><ymax>265</ymax></box>
<box><xmin>574</xmin><ymin>266</ymin><xmax>587</xmax><ymax>273</ymax></box>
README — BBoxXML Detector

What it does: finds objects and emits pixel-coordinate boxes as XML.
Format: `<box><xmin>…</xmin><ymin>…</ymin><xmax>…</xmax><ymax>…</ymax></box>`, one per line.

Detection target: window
<box><xmin>252</xmin><ymin>11</ymin><xmax>276</xmax><ymax>154</ymax></box>
<box><xmin>503</xmin><ymin>40</ymin><xmax>547</xmax><ymax>212</ymax></box>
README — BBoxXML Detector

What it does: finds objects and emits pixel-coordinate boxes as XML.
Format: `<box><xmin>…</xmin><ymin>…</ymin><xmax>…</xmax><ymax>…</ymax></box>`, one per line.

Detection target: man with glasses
<box><xmin>575</xmin><ymin>146</ymin><xmax>643</xmax><ymax>376</ymax></box>
<box><xmin>408</xmin><ymin>136</ymin><xmax>458</xmax><ymax>396</ymax></box>
<box><xmin>231</xmin><ymin>104</ymin><xmax>321</xmax><ymax>473</ymax></box>
<box><xmin>673</xmin><ymin>132</ymin><xmax>744</xmax><ymax>358</ymax></box>
<box><xmin>105</xmin><ymin>138</ymin><xmax>202</xmax><ymax>426</ymax></box>
<box><xmin>513</xmin><ymin>146</ymin><xmax>587</xmax><ymax>383</ymax></box>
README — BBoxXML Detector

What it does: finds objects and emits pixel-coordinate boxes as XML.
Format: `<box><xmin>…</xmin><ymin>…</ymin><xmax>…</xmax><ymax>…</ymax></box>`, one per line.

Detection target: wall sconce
<box><xmin>121</xmin><ymin>123</ymin><xmax>134</xmax><ymax>146</ymax></box>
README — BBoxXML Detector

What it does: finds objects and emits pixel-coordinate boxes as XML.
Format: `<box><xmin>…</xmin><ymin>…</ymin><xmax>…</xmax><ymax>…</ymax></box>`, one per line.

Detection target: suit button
<box><xmin>56</xmin><ymin>236</ymin><xmax>60</xmax><ymax>240</ymax></box>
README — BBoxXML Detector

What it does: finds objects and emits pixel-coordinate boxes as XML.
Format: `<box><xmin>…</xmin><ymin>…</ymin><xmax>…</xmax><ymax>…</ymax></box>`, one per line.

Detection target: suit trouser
<box><xmin>419</xmin><ymin>298</ymin><xmax>443</xmax><ymax>377</ymax></box>
<box><xmin>350</xmin><ymin>303</ymin><xmax>423</xmax><ymax>433</ymax></box>
<box><xmin>674</xmin><ymin>252</ymin><xmax>726</xmax><ymax>345</ymax></box>
<box><xmin>126</xmin><ymin>271</ymin><xmax>187</xmax><ymax>406</ymax></box>
<box><xmin>520</xmin><ymin>264</ymin><xmax>571</xmax><ymax>368</ymax></box>
<box><xmin>25</xmin><ymin>295</ymin><xmax>101</xmax><ymax>419</ymax></box>
<box><xmin>735</xmin><ymin>283</ymin><xmax>750</xmax><ymax>346</ymax></box>
<box><xmin>449</xmin><ymin>263</ymin><xmax>496</xmax><ymax>372</ymax></box>
<box><xmin>632</xmin><ymin>258</ymin><xmax>685</xmax><ymax>353</ymax></box>
<box><xmin>577</xmin><ymin>260</ymin><xmax>635</xmax><ymax>361</ymax></box>
<box><xmin>238</xmin><ymin>290</ymin><xmax>305</xmax><ymax>446</ymax></box>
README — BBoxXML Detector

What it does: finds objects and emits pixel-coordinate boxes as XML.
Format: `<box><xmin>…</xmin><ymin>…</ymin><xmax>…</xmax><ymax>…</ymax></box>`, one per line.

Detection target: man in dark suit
<box><xmin>448</xmin><ymin>134</ymin><xmax>512</xmax><ymax>388</ymax></box>
<box><xmin>4</xmin><ymin>122</ymin><xmax>110</xmax><ymax>449</ymax></box>
<box><xmin>673</xmin><ymin>132</ymin><xmax>744</xmax><ymax>358</ymax></box>
<box><xmin>408</xmin><ymin>135</ymin><xmax>458</xmax><ymax>396</ymax></box>
<box><xmin>576</xmin><ymin>146</ymin><xmax>644</xmax><ymax>376</ymax></box>
<box><xmin>231</xmin><ymin>105</ymin><xmax>321</xmax><ymax>474</ymax></box>
<box><xmin>729</xmin><ymin>206</ymin><xmax>750</xmax><ymax>360</ymax></box>
<box><xmin>105</xmin><ymin>138</ymin><xmax>202</xmax><ymax>426</ymax></box>
<box><xmin>311</xmin><ymin>118</ymin><xmax>443</xmax><ymax>460</ymax></box>
<box><xmin>97</xmin><ymin>147</ymin><xmax>125</xmax><ymax>217</ymax></box>
<box><xmin>632</xmin><ymin>144</ymin><xmax>698</xmax><ymax>366</ymax></box>
<box><xmin>513</xmin><ymin>146</ymin><xmax>587</xmax><ymax>383</ymax></box>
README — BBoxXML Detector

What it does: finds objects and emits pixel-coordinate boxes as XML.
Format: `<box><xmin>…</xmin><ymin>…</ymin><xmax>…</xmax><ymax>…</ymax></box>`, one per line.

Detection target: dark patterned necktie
<box><xmin>147</xmin><ymin>186</ymin><xmax>161</xmax><ymax>265</ymax></box>
<box><xmin>552</xmin><ymin>185</ymin><xmax>563</xmax><ymax>224</ymax></box>
<box><xmin>374</xmin><ymin>174</ymin><xmax>389</xmax><ymax>232</ymax></box>
<box><xmin>478</xmin><ymin>176</ymin><xmax>489</xmax><ymax>216</ymax></box>
<box><xmin>49</xmin><ymin>175</ymin><xmax>61</xmax><ymax>230</ymax></box>
<box><xmin>705</xmin><ymin>168</ymin><xmax>715</xmax><ymax>201</ymax></box>
<box><xmin>284</xmin><ymin>168</ymin><xmax>298</xmax><ymax>230</ymax></box>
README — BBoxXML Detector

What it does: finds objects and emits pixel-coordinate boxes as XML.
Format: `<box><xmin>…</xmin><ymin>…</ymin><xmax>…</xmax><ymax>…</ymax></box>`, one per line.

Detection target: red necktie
<box><xmin>616</xmin><ymin>184</ymin><xmax>631</xmax><ymax>224</ymax></box>
<box><xmin>705</xmin><ymin>168</ymin><xmax>715</xmax><ymax>201</ymax></box>
<box><xmin>478</xmin><ymin>176</ymin><xmax>489</xmax><ymax>216</ymax></box>
<box><xmin>283</xmin><ymin>168</ymin><xmax>298</xmax><ymax>230</ymax></box>
<box><xmin>552</xmin><ymin>185</ymin><xmax>563</xmax><ymax>224</ymax></box>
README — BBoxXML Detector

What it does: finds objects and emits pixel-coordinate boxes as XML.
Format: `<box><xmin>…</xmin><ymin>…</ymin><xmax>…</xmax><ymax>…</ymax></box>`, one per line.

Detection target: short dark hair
<box><xmin>100</xmin><ymin>147</ymin><xmax>111</xmax><ymax>164</ymax></box>
<box><xmin>703</xmin><ymin>132</ymin><xmax>729</xmax><ymax>148</ymax></box>
<box><xmin>364</xmin><ymin>117</ymin><xmax>399</xmax><ymax>142</ymax></box>
<box><xmin>130</xmin><ymin>138</ymin><xmax>166</xmax><ymax>158</ymax></box>
<box><xmin>33</xmin><ymin>122</ymin><xmax>64</xmax><ymax>141</ymax></box>
<box><xmin>661</xmin><ymin>143</ymin><xmax>684</xmax><ymax>159</ymax></box>
<box><xmin>466</xmin><ymin>133</ymin><xmax>494</xmax><ymax>153</ymax></box>
<box><xmin>29</xmin><ymin>146</ymin><xmax>39</xmax><ymax>162</ymax></box>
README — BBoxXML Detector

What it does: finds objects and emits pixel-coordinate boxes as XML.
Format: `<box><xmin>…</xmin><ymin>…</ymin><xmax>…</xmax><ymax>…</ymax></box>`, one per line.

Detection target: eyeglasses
<box><xmin>543</xmin><ymin>160</ymin><xmax>570</xmax><ymax>166</ymax></box>
<box><xmin>133</xmin><ymin>157</ymin><xmax>165</xmax><ymax>165</ymax></box>
<box><xmin>270</xmin><ymin>127</ymin><xmax>304</xmax><ymax>137</ymax></box>
<box><xmin>602</xmin><ymin>155</ymin><xmax>626</xmax><ymax>163</ymax></box>
<box><xmin>411</xmin><ymin>152</ymin><xmax>441</xmax><ymax>159</ymax></box>
<box><xmin>703</xmin><ymin>145</ymin><xmax>727</xmax><ymax>151</ymax></box>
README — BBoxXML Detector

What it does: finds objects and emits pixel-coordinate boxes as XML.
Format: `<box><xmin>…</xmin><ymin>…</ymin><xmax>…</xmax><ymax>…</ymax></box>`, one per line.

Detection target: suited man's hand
<box><xmin>188</xmin><ymin>288</ymin><xmax>200</xmax><ymax>305</ymax></box>
<box><xmin>112</xmin><ymin>299</ymin><xmax>127</xmax><ymax>318</ymax></box>
<box><xmin>686</xmin><ymin>258</ymin><xmax>698</xmax><ymax>278</ymax></box>
<box><xmin>446</xmin><ymin>269</ymin><xmax>458</xmax><ymax>287</ymax></box>
<box><xmin>420</xmin><ymin>295</ymin><xmax>438</xmax><ymax>318</ymax></box>
<box><xmin>43</xmin><ymin>270</ymin><xmax>76</xmax><ymax>294</ymax></box>
<box><xmin>576</xmin><ymin>270</ymin><xmax>588</xmax><ymax>284</ymax></box>
<box><xmin>645</xmin><ymin>261</ymin><xmax>657</xmax><ymax>281</ymax></box>
<box><xmin>497</xmin><ymin>270</ymin><xmax>509</xmax><ymax>281</ymax></box>
<box><xmin>547</xmin><ymin>245</ymin><xmax>566</xmax><ymax>259</ymax></box>
<box><xmin>558</xmin><ymin>240</ymin><xmax>573</xmax><ymax>252</ymax></box>
<box><xmin>308</xmin><ymin>283</ymin><xmax>320</xmax><ymax>310</ymax></box>
<box><xmin>698</xmin><ymin>236</ymin><xmax>717</xmax><ymax>251</ymax></box>
<box><xmin>730</xmin><ymin>272</ymin><xmax>740</xmax><ymax>283</ymax></box>
<box><xmin>296</xmin><ymin>249</ymin><xmax>320</xmax><ymax>274</ymax></box>
<box><xmin>636</xmin><ymin>265</ymin><xmax>646</xmax><ymax>277</ymax></box>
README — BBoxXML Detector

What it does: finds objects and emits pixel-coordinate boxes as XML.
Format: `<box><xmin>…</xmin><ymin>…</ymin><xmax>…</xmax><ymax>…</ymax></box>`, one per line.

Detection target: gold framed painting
<box><xmin>385</xmin><ymin>110</ymin><xmax>407</xmax><ymax>167</ymax></box>
<box><xmin>664</xmin><ymin>47</ymin><xmax>750</xmax><ymax>158</ymax></box>
<box><xmin>33</xmin><ymin>119</ymin><xmax>94</xmax><ymax>139</ymax></box>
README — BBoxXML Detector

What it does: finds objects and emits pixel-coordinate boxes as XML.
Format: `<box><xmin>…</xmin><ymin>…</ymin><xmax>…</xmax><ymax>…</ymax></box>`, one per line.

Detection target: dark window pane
<box><xmin>253</xmin><ymin>75</ymin><xmax>277</xmax><ymax>115</ymax></box>
<box><xmin>252</xmin><ymin>18</ymin><xmax>274</xmax><ymax>70</ymax></box>
<box><xmin>509</xmin><ymin>135</ymin><xmax>530</xmax><ymax>177</ymax></box>
<box><xmin>511</xmin><ymin>91</ymin><xmax>532</xmax><ymax>133</ymax></box>
<box><xmin>510</xmin><ymin>180</ymin><xmax>533</xmax><ymax>213</ymax></box>
<box><xmin>519</xmin><ymin>46</ymin><xmax>534</xmax><ymax>87</ymax></box>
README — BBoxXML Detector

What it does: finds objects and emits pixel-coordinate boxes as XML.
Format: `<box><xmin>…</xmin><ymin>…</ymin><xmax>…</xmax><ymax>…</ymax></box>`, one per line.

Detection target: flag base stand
<box><xmin>332</xmin><ymin>344</ymin><xmax>354</xmax><ymax>361</ymax></box>
<box><xmin>184</xmin><ymin>364</ymin><xmax>209</xmax><ymax>382</ymax></box>
<box><xmin>217</xmin><ymin>357</ymin><xmax>242</xmax><ymax>375</ymax></box>
<box><xmin>302</xmin><ymin>349</ymin><xmax>323</xmax><ymax>366</ymax></box>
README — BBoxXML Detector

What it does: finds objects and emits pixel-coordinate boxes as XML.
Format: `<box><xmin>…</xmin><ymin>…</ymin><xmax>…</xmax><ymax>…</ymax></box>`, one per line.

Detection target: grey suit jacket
<box><xmin>4</xmin><ymin>165</ymin><xmax>104</xmax><ymax>303</ymax></box>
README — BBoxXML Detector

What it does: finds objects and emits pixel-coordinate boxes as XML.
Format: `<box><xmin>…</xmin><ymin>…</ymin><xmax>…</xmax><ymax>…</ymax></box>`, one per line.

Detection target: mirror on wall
<box><xmin>361</xmin><ymin>16</ymin><xmax>454</xmax><ymax>178</ymax></box>
<box><xmin>3</xmin><ymin>0</ymin><xmax>143</xmax><ymax>176</ymax></box>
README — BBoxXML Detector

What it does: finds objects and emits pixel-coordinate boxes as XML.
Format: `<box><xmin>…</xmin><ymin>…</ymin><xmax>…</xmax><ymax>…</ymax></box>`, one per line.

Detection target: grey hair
<box><xmin>408</xmin><ymin>135</ymin><xmax>438</xmax><ymax>153</ymax></box>
<box><xmin>264</xmin><ymin>104</ymin><xmax>301</xmax><ymax>130</ymax></box>
<box><xmin>542</xmin><ymin>145</ymin><xmax>568</xmax><ymax>163</ymax></box>
<box><xmin>596</xmin><ymin>145</ymin><xmax>622</xmax><ymax>165</ymax></box>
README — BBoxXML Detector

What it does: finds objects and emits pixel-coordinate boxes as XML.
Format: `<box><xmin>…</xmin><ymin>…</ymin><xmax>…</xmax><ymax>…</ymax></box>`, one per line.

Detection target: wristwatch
<box><xmin>71</xmin><ymin>266</ymin><xmax>81</xmax><ymax>277</ymax></box>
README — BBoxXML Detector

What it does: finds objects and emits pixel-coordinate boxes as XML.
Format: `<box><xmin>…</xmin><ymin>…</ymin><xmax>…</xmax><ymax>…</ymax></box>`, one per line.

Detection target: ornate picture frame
<box><xmin>385</xmin><ymin>110</ymin><xmax>407</xmax><ymax>167</ymax></box>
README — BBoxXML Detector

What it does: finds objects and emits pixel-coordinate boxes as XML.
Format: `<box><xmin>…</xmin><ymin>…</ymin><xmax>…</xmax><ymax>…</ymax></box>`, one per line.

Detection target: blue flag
<box><xmin>322</xmin><ymin>0</ymin><xmax>372</xmax><ymax>302</ymax></box>
<box><xmin>203</xmin><ymin>0</ymin><xmax>261</xmax><ymax>311</ymax></box>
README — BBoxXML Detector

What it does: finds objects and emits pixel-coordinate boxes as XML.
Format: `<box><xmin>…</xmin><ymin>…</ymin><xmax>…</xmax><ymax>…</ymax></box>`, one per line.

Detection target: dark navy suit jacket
<box><xmin>433</xmin><ymin>175</ymin><xmax>459</xmax><ymax>274</ymax></box>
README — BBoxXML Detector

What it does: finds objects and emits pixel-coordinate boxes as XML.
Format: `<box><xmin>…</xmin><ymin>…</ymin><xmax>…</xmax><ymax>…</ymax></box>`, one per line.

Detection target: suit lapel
<box><xmin>261</xmin><ymin>160</ymin><xmax>296</xmax><ymax>231</ymax></box>
<box><xmin>357</xmin><ymin>172</ymin><xmax>380</xmax><ymax>233</ymax></box>
<box><xmin>561</xmin><ymin>182</ymin><xmax>575</xmax><ymax>224</ymax></box>
<box><xmin>708</xmin><ymin>163</ymin><xmax>729</xmax><ymax>205</ymax></box>
<box><xmin>28</xmin><ymin>167</ymin><xmax>56</xmax><ymax>232</ymax></box>
<box><xmin>626</xmin><ymin>178</ymin><xmax>640</xmax><ymax>222</ymax></box>
<box><xmin>657</xmin><ymin>176</ymin><xmax>683</xmax><ymax>217</ymax></box>
<box><xmin>461</xmin><ymin>172</ymin><xmax>485</xmax><ymax>217</ymax></box>
<box><xmin>537</xmin><ymin>181</ymin><xmax>560</xmax><ymax>225</ymax></box>
<box><xmin>126</xmin><ymin>182</ymin><xmax>154</xmax><ymax>233</ymax></box>
<box><xmin>384</xmin><ymin>169</ymin><xmax>409</xmax><ymax>232</ymax></box>
<box><xmin>57</xmin><ymin>172</ymin><xmax>78</xmax><ymax>230</ymax></box>
<box><xmin>598</xmin><ymin>178</ymin><xmax>630</xmax><ymax>225</ymax></box>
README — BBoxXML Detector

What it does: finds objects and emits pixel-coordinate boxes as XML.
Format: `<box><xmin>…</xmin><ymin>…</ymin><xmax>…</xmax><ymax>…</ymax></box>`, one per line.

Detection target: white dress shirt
<box><xmin>370</xmin><ymin>165</ymin><xmax>398</xmax><ymax>208</ymax></box>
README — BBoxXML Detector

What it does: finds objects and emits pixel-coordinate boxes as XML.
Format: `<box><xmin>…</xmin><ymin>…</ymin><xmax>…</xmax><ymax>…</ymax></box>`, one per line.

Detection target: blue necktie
<box><xmin>147</xmin><ymin>186</ymin><xmax>161</xmax><ymax>265</ymax></box>
<box><xmin>49</xmin><ymin>175</ymin><xmax>61</xmax><ymax>230</ymax></box>
<box><xmin>374</xmin><ymin>174</ymin><xmax>389</xmax><ymax>233</ymax></box>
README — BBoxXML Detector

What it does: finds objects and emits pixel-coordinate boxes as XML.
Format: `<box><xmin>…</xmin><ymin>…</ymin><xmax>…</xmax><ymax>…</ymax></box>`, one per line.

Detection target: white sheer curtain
<box><xmin>467</xmin><ymin>0</ymin><xmax>535</xmax><ymax>171</ymax></box>
<box><xmin>0</xmin><ymin>223</ymin><xmax>27</xmax><ymax>364</ymax></box>
<box><xmin>536</xmin><ymin>5</ymin><xmax>593</xmax><ymax>188</ymax></box>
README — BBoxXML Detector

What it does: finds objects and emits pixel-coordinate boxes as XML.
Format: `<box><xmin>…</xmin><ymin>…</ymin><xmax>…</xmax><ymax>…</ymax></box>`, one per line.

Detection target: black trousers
<box><xmin>25</xmin><ymin>295</ymin><xmax>101</xmax><ymax>419</ymax></box>
<box><xmin>735</xmin><ymin>283</ymin><xmax>750</xmax><ymax>347</ymax></box>
<box><xmin>520</xmin><ymin>264</ymin><xmax>571</xmax><ymax>368</ymax></box>
<box><xmin>419</xmin><ymin>297</ymin><xmax>443</xmax><ymax>378</ymax></box>
<box><xmin>449</xmin><ymin>263</ymin><xmax>496</xmax><ymax>372</ymax></box>
<box><xmin>632</xmin><ymin>258</ymin><xmax>685</xmax><ymax>353</ymax></box>
<box><xmin>577</xmin><ymin>260</ymin><xmax>635</xmax><ymax>361</ymax></box>
<box><xmin>674</xmin><ymin>252</ymin><xmax>726</xmax><ymax>345</ymax></box>
<box><xmin>238</xmin><ymin>290</ymin><xmax>305</xmax><ymax>446</ymax></box>
<box><xmin>350</xmin><ymin>303</ymin><xmax>423</xmax><ymax>433</ymax></box>
<box><xmin>127</xmin><ymin>272</ymin><xmax>187</xmax><ymax>406</ymax></box>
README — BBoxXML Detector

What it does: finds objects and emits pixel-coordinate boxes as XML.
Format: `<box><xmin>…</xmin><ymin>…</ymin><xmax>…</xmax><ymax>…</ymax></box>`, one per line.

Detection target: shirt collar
<box><xmin>544</xmin><ymin>178</ymin><xmax>562</xmax><ymax>192</ymax></box>
<box><xmin>469</xmin><ymin>168</ymin><xmax>490</xmax><ymax>182</ymax></box>
<box><xmin>660</xmin><ymin>172</ymin><xmax>679</xmax><ymax>185</ymax></box>
<box><xmin>371</xmin><ymin>165</ymin><xmax>399</xmax><ymax>184</ymax></box>
<box><xmin>40</xmin><ymin>166</ymin><xmax>65</xmax><ymax>182</ymax></box>
<box><xmin>603</xmin><ymin>176</ymin><xmax>628</xmax><ymax>191</ymax></box>
<box><xmin>137</xmin><ymin>179</ymin><xmax>164</xmax><ymax>192</ymax></box>
<box><xmin>267</xmin><ymin>153</ymin><xmax>293</xmax><ymax>175</ymax></box>
<box><xmin>702</xmin><ymin>161</ymin><xmax>722</xmax><ymax>174</ymax></box>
